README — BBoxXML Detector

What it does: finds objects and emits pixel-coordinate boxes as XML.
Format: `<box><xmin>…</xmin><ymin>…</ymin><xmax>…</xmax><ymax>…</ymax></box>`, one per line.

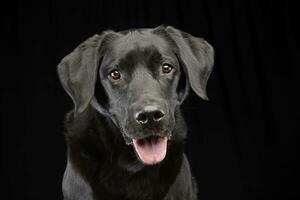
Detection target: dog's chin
<box><xmin>123</xmin><ymin>133</ymin><xmax>172</xmax><ymax>165</ymax></box>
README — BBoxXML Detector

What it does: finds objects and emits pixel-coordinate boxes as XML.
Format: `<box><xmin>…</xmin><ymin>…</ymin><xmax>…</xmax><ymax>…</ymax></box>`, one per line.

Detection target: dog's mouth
<box><xmin>131</xmin><ymin>135</ymin><xmax>170</xmax><ymax>165</ymax></box>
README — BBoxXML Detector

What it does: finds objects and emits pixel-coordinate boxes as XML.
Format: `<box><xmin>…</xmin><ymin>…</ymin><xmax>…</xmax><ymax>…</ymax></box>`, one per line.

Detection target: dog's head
<box><xmin>57</xmin><ymin>26</ymin><xmax>214</xmax><ymax>165</ymax></box>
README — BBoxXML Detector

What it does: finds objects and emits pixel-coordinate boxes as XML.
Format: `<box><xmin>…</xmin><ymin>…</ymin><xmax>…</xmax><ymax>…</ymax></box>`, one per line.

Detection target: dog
<box><xmin>57</xmin><ymin>25</ymin><xmax>214</xmax><ymax>200</ymax></box>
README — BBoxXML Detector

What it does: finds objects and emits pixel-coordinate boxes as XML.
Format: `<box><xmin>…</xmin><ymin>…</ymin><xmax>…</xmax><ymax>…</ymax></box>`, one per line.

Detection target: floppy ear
<box><xmin>165</xmin><ymin>26</ymin><xmax>214</xmax><ymax>100</ymax></box>
<box><xmin>57</xmin><ymin>33</ymin><xmax>110</xmax><ymax>114</ymax></box>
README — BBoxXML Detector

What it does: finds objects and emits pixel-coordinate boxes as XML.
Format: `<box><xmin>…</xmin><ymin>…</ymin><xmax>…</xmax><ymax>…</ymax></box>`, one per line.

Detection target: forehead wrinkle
<box><xmin>132</xmin><ymin>65</ymin><xmax>152</xmax><ymax>79</ymax></box>
<box><xmin>130</xmin><ymin>65</ymin><xmax>157</xmax><ymax>90</ymax></box>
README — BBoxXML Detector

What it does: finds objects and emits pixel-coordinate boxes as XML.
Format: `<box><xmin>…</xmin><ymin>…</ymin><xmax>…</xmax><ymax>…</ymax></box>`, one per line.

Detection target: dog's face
<box><xmin>57</xmin><ymin>26</ymin><xmax>214</xmax><ymax>165</ymax></box>
<box><xmin>98</xmin><ymin>32</ymin><xmax>182</xmax><ymax>164</ymax></box>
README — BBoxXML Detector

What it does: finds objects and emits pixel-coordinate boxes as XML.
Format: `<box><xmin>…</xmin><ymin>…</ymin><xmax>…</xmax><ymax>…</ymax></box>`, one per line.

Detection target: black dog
<box><xmin>57</xmin><ymin>26</ymin><xmax>214</xmax><ymax>200</ymax></box>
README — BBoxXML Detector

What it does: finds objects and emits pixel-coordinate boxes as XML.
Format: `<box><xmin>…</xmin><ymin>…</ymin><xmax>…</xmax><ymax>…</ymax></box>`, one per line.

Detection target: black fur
<box><xmin>58</xmin><ymin>26</ymin><xmax>214</xmax><ymax>200</ymax></box>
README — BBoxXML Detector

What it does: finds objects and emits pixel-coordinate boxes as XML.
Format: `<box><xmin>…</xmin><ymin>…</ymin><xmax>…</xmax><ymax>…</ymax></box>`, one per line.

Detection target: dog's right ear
<box><xmin>57</xmin><ymin>32</ymin><xmax>114</xmax><ymax>115</ymax></box>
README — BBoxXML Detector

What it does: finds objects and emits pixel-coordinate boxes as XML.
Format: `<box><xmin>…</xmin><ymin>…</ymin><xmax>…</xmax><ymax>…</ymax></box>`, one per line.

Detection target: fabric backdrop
<box><xmin>2</xmin><ymin>0</ymin><xmax>299</xmax><ymax>199</ymax></box>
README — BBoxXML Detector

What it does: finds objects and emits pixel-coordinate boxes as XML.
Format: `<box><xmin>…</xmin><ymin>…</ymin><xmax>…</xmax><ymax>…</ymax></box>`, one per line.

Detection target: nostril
<box><xmin>153</xmin><ymin>110</ymin><xmax>165</xmax><ymax>122</ymax></box>
<box><xmin>136</xmin><ymin>112</ymin><xmax>148</xmax><ymax>124</ymax></box>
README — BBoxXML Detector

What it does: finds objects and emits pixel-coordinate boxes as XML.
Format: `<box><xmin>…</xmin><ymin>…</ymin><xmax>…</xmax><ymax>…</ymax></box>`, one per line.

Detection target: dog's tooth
<box><xmin>126</xmin><ymin>140</ymin><xmax>133</xmax><ymax>145</ymax></box>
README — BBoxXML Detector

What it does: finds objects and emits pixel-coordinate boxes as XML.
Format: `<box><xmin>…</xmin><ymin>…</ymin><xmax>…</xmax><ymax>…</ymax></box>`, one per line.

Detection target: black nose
<box><xmin>135</xmin><ymin>106</ymin><xmax>165</xmax><ymax>124</ymax></box>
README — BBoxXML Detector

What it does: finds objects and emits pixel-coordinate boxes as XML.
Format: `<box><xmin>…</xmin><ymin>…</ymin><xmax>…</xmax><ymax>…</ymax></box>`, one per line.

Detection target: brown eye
<box><xmin>162</xmin><ymin>64</ymin><xmax>173</xmax><ymax>74</ymax></box>
<box><xmin>109</xmin><ymin>70</ymin><xmax>121</xmax><ymax>80</ymax></box>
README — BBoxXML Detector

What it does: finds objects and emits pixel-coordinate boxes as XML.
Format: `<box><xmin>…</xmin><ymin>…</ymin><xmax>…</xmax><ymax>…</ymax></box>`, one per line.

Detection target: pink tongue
<box><xmin>133</xmin><ymin>136</ymin><xmax>167</xmax><ymax>165</ymax></box>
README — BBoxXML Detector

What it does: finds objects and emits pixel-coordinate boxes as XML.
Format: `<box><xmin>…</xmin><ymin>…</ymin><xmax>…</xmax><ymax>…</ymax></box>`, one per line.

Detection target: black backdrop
<box><xmin>2</xmin><ymin>0</ymin><xmax>299</xmax><ymax>199</ymax></box>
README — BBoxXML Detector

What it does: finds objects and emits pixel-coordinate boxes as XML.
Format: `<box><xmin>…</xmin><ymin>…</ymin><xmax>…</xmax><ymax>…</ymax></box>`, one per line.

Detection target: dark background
<box><xmin>2</xmin><ymin>0</ymin><xmax>299</xmax><ymax>199</ymax></box>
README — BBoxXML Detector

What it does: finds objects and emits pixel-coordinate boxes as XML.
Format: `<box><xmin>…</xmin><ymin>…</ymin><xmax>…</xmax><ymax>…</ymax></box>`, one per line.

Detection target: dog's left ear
<box><xmin>165</xmin><ymin>26</ymin><xmax>214</xmax><ymax>100</ymax></box>
<box><xmin>57</xmin><ymin>32</ymin><xmax>113</xmax><ymax>114</ymax></box>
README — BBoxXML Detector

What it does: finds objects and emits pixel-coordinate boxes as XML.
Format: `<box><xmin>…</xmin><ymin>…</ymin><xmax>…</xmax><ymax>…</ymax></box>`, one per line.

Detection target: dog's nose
<box><xmin>135</xmin><ymin>105</ymin><xmax>165</xmax><ymax>124</ymax></box>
